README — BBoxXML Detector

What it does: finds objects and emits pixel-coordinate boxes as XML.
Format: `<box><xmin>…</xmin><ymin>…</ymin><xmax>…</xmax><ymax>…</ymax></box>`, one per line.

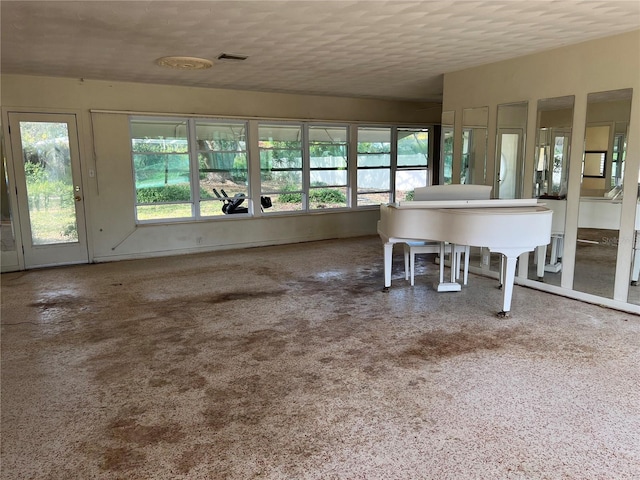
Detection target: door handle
<box><xmin>75</xmin><ymin>195</ymin><xmax>82</xmax><ymax>202</ymax></box>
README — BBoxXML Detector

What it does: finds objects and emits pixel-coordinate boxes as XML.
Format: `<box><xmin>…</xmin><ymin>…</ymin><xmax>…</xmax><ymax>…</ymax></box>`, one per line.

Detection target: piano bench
<box><xmin>403</xmin><ymin>241</ymin><xmax>470</xmax><ymax>287</ymax></box>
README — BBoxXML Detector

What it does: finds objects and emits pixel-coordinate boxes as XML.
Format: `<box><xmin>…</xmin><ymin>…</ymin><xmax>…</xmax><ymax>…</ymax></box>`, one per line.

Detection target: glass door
<box><xmin>8</xmin><ymin>112</ymin><xmax>88</xmax><ymax>268</ymax></box>
<box><xmin>495</xmin><ymin>102</ymin><xmax>528</xmax><ymax>200</ymax></box>
<box><xmin>495</xmin><ymin>129</ymin><xmax>523</xmax><ymax>199</ymax></box>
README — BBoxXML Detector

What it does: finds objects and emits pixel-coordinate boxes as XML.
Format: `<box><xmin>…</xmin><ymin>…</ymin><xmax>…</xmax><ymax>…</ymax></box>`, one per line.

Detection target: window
<box><xmin>308</xmin><ymin>125</ymin><xmax>348</xmax><ymax>209</ymax></box>
<box><xmin>259</xmin><ymin>124</ymin><xmax>304</xmax><ymax>213</ymax></box>
<box><xmin>131</xmin><ymin>118</ymin><xmax>250</xmax><ymax>222</ymax></box>
<box><xmin>396</xmin><ymin>128</ymin><xmax>429</xmax><ymax>201</ymax></box>
<box><xmin>442</xmin><ymin>127</ymin><xmax>454</xmax><ymax>185</ymax></box>
<box><xmin>461</xmin><ymin>128</ymin><xmax>472</xmax><ymax>184</ymax></box>
<box><xmin>196</xmin><ymin>121</ymin><xmax>249</xmax><ymax>216</ymax></box>
<box><xmin>357</xmin><ymin>127</ymin><xmax>392</xmax><ymax>206</ymax></box>
<box><xmin>131</xmin><ymin>118</ymin><xmax>191</xmax><ymax>221</ymax></box>
<box><xmin>131</xmin><ymin>116</ymin><xmax>431</xmax><ymax>222</ymax></box>
<box><xmin>356</xmin><ymin>126</ymin><xmax>431</xmax><ymax>205</ymax></box>
<box><xmin>611</xmin><ymin>132</ymin><xmax>626</xmax><ymax>187</ymax></box>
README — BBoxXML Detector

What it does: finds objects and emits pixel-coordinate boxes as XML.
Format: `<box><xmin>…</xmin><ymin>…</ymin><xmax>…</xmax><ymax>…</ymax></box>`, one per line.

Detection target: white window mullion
<box><xmin>348</xmin><ymin>124</ymin><xmax>356</xmax><ymax>208</ymax></box>
<box><xmin>247</xmin><ymin>120</ymin><xmax>261</xmax><ymax>216</ymax></box>
<box><xmin>391</xmin><ymin>126</ymin><xmax>398</xmax><ymax>203</ymax></box>
<box><xmin>187</xmin><ymin>118</ymin><xmax>200</xmax><ymax>219</ymax></box>
<box><xmin>302</xmin><ymin>123</ymin><xmax>310</xmax><ymax>211</ymax></box>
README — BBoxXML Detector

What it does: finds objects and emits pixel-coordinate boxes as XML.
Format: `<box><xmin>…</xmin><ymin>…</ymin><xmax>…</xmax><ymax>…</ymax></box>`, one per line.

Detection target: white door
<box><xmin>496</xmin><ymin>128</ymin><xmax>524</xmax><ymax>199</ymax></box>
<box><xmin>8</xmin><ymin>112</ymin><xmax>88</xmax><ymax>268</ymax></box>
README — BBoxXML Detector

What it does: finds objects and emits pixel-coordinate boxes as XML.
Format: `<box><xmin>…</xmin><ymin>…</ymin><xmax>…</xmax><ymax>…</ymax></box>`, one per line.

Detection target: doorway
<box><xmin>496</xmin><ymin>128</ymin><xmax>524</xmax><ymax>199</ymax></box>
<box><xmin>7</xmin><ymin>112</ymin><xmax>88</xmax><ymax>268</ymax></box>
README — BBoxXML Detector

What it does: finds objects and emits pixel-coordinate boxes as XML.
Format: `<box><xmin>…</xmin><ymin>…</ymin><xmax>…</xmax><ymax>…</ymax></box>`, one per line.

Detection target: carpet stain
<box><xmin>94</xmin><ymin>361</ymin><xmax>135</xmax><ymax>383</ymax></box>
<box><xmin>174</xmin><ymin>443</ymin><xmax>215</xmax><ymax>475</ymax></box>
<box><xmin>100</xmin><ymin>446</ymin><xmax>146</xmax><ymax>472</ymax></box>
<box><xmin>166</xmin><ymin>368</ymin><xmax>208</xmax><ymax>392</ymax></box>
<box><xmin>108</xmin><ymin>417</ymin><xmax>185</xmax><ymax>446</ymax></box>
<box><xmin>203</xmin><ymin>372</ymin><xmax>295</xmax><ymax>431</ymax></box>
<box><xmin>407</xmin><ymin>330</ymin><xmax>504</xmax><ymax>359</ymax></box>
<box><xmin>205</xmin><ymin>290</ymin><xmax>286</xmax><ymax>304</ymax></box>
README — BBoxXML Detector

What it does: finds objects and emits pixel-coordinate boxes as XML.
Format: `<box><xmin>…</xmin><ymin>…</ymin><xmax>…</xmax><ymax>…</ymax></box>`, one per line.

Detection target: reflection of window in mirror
<box><xmin>461</xmin><ymin>107</ymin><xmax>488</xmax><ymax>185</ymax></box>
<box><xmin>583</xmin><ymin>151</ymin><xmax>606</xmax><ymax>177</ymax></box>
<box><xmin>611</xmin><ymin>123</ymin><xmax>627</xmax><ymax>188</ymax></box>
<box><xmin>533</xmin><ymin>96</ymin><xmax>573</xmax><ymax>199</ymax></box>
<box><xmin>441</xmin><ymin>111</ymin><xmax>454</xmax><ymax>185</ymax></box>
<box><xmin>461</xmin><ymin>129</ymin><xmax>472</xmax><ymax>184</ymax></box>
<box><xmin>581</xmin><ymin>125</ymin><xmax>611</xmax><ymax>197</ymax></box>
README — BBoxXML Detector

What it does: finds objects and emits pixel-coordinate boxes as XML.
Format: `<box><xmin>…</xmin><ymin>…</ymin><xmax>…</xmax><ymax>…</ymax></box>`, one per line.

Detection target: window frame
<box><xmin>355</xmin><ymin>125</ymin><xmax>433</xmax><ymax>207</ymax></box>
<box><xmin>258</xmin><ymin>121</ymin><xmax>305</xmax><ymax>214</ymax></box>
<box><xmin>194</xmin><ymin>119</ymin><xmax>251</xmax><ymax>219</ymax></box>
<box><xmin>306</xmin><ymin>123</ymin><xmax>350</xmax><ymax>211</ymax></box>
<box><xmin>356</xmin><ymin>125</ymin><xmax>394</xmax><ymax>207</ymax></box>
<box><xmin>130</xmin><ymin>116</ymin><xmax>193</xmax><ymax>224</ymax></box>
<box><xmin>129</xmin><ymin>115</ymin><xmax>432</xmax><ymax>223</ymax></box>
<box><xmin>395</xmin><ymin>126</ymin><xmax>431</xmax><ymax>202</ymax></box>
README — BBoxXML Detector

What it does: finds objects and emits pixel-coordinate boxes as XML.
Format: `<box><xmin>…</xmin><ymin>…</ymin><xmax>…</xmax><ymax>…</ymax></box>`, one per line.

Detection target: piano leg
<box><xmin>544</xmin><ymin>235</ymin><xmax>563</xmax><ymax>273</ymax></box>
<box><xmin>536</xmin><ymin>244</ymin><xmax>546</xmax><ymax>279</ymax></box>
<box><xmin>383</xmin><ymin>242</ymin><xmax>394</xmax><ymax>290</ymax></box>
<box><xmin>436</xmin><ymin>242</ymin><xmax>461</xmax><ymax>292</ymax></box>
<box><xmin>497</xmin><ymin>255</ymin><xmax>518</xmax><ymax>318</ymax></box>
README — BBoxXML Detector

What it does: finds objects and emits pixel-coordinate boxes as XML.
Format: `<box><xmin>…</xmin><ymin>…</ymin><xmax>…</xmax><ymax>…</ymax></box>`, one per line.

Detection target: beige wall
<box><xmin>443</xmin><ymin>30</ymin><xmax>639</xmax><ymax>192</ymax></box>
<box><xmin>1</xmin><ymin>75</ymin><xmax>440</xmax><ymax>265</ymax></box>
<box><xmin>441</xmin><ymin>29</ymin><xmax>640</xmax><ymax>307</ymax></box>
<box><xmin>1</xmin><ymin>75</ymin><xmax>440</xmax><ymax>123</ymax></box>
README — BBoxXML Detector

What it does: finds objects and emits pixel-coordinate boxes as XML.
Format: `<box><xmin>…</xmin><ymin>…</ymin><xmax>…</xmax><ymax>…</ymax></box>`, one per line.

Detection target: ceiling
<box><xmin>1</xmin><ymin>0</ymin><xmax>639</xmax><ymax>102</ymax></box>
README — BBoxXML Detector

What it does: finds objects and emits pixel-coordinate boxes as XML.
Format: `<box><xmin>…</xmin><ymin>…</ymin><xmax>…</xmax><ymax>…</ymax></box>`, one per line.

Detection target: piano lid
<box><xmin>390</xmin><ymin>198</ymin><xmax>540</xmax><ymax>209</ymax></box>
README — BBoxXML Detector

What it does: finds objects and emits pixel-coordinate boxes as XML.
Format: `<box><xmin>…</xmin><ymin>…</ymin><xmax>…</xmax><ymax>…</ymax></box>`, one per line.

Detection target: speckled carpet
<box><xmin>2</xmin><ymin>236</ymin><xmax>639</xmax><ymax>479</ymax></box>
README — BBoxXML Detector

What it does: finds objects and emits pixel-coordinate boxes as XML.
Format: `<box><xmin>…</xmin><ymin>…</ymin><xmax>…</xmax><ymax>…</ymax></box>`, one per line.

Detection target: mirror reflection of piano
<box><xmin>536</xmin><ymin>198</ymin><xmax>640</xmax><ymax>284</ymax></box>
<box><xmin>377</xmin><ymin>198</ymin><xmax>553</xmax><ymax>317</ymax></box>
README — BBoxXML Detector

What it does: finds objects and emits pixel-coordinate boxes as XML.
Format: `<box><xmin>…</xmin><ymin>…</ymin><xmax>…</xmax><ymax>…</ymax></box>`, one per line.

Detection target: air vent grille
<box><xmin>217</xmin><ymin>53</ymin><xmax>248</xmax><ymax>61</ymax></box>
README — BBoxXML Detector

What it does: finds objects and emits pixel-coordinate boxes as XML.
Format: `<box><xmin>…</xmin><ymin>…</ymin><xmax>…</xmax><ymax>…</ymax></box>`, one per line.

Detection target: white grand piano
<box><xmin>377</xmin><ymin>197</ymin><xmax>553</xmax><ymax>317</ymax></box>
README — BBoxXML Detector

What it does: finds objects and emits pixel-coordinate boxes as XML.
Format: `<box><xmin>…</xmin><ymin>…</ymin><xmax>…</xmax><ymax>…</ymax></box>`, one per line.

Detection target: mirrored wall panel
<box><xmin>441</xmin><ymin>111</ymin><xmax>454</xmax><ymax>185</ymax></box>
<box><xmin>461</xmin><ymin>107</ymin><xmax>488</xmax><ymax>185</ymax></box>
<box><xmin>484</xmin><ymin>102</ymin><xmax>529</xmax><ymax>274</ymax></box>
<box><xmin>631</xmin><ymin>164</ymin><xmax>640</xmax><ymax>305</ymax></box>
<box><xmin>529</xmin><ymin>95</ymin><xmax>574</xmax><ymax>286</ymax></box>
<box><xmin>574</xmin><ymin>88</ymin><xmax>633</xmax><ymax>299</ymax></box>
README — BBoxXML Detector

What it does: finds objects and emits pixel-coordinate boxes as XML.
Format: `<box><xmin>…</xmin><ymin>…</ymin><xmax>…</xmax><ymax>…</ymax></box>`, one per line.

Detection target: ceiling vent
<box><xmin>155</xmin><ymin>56</ymin><xmax>213</xmax><ymax>70</ymax></box>
<box><xmin>217</xmin><ymin>53</ymin><xmax>248</xmax><ymax>61</ymax></box>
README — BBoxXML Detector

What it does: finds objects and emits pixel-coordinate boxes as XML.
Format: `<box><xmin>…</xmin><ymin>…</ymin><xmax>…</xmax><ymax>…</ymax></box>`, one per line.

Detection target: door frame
<box><xmin>3</xmin><ymin>109</ymin><xmax>90</xmax><ymax>269</ymax></box>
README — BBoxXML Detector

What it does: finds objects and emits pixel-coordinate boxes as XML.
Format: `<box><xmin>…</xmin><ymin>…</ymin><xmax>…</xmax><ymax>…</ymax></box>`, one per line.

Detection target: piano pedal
<box><xmin>497</xmin><ymin>311</ymin><xmax>510</xmax><ymax>318</ymax></box>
